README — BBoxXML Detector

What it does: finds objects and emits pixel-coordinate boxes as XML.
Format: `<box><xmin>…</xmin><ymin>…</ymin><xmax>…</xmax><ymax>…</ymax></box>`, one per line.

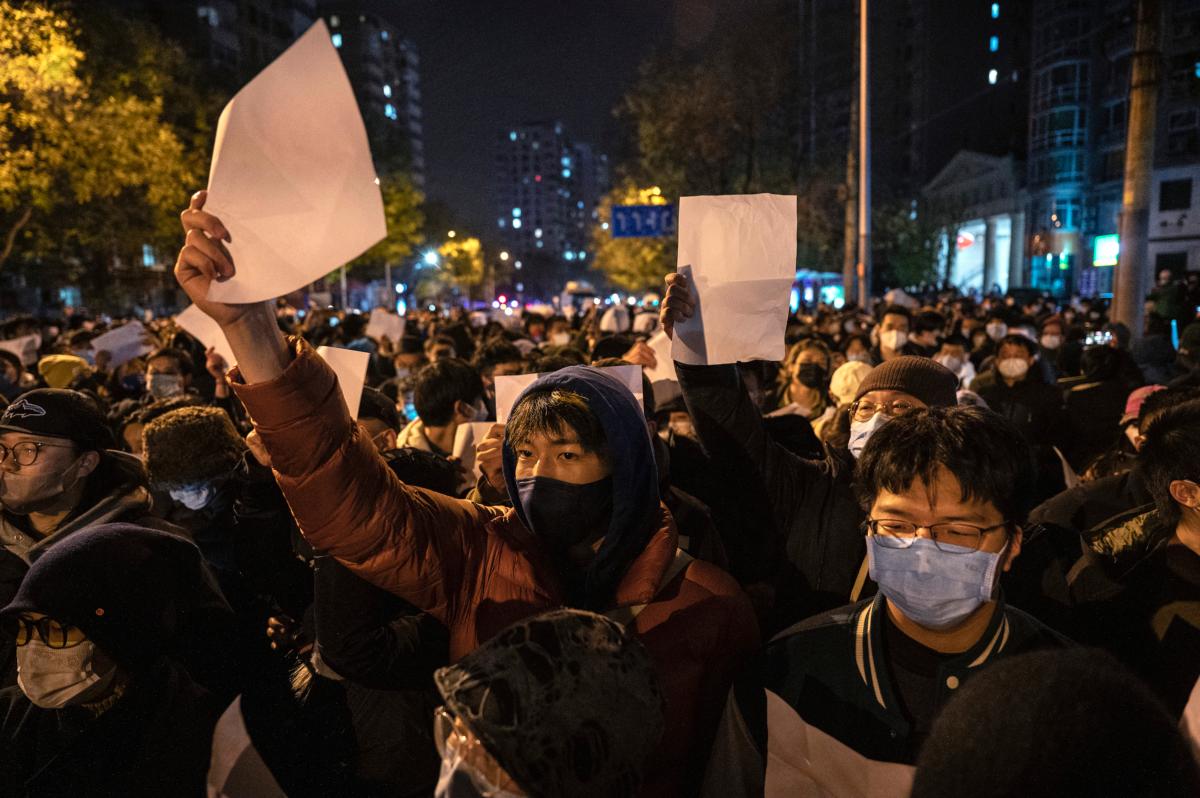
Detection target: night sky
<box><xmin>368</xmin><ymin>0</ymin><xmax>699</xmax><ymax>235</ymax></box>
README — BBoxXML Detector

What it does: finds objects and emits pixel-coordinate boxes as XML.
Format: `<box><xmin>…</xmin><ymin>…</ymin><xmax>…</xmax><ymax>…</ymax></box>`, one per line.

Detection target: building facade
<box><xmin>494</xmin><ymin>122</ymin><xmax>609</xmax><ymax>299</ymax></box>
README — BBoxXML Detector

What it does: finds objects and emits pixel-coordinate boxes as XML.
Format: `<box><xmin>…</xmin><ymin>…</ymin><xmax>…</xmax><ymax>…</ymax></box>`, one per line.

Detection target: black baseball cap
<box><xmin>0</xmin><ymin>389</ymin><xmax>116</xmax><ymax>451</ymax></box>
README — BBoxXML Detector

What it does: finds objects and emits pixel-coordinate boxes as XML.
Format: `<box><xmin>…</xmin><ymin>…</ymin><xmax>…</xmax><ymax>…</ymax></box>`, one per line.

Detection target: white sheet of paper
<box><xmin>645</xmin><ymin>331</ymin><xmax>677</xmax><ymax>383</ymax></box>
<box><xmin>494</xmin><ymin>365</ymin><xmax>644</xmax><ymax>423</ymax></box>
<box><xmin>89</xmin><ymin>322</ymin><xmax>152</xmax><ymax>368</ymax></box>
<box><xmin>315</xmin><ymin>345</ymin><xmax>371</xmax><ymax>419</ymax></box>
<box><xmin>204</xmin><ymin>20</ymin><xmax>386</xmax><ymax>304</ymax></box>
<box><xmin>366</xmin><ymin>308</ymin><xmax>405</xmax><ymax>341</ymax></box>
<box><xmin>671</xmin><ymin>194</ymin><xmax>797</xmax><ymax>365</ymax></box>
<box><xmin>1183</xmin><ymin>676</ymin><xmax>1200</xmax><ymax>763</ymax></box>
<box><xmin>0</xmin><ymin>334</ymin><xmax>40</xmax><ymax>367</ymax></box>
<box><xmin>175</xmin><ymin>305</ymin><xmax>237</xmax><ymax>367</ymax></box>
<box><xmin>451</xmin><ymin>421</ymin><xmax>496</xmax><ymax>483</ymax></box>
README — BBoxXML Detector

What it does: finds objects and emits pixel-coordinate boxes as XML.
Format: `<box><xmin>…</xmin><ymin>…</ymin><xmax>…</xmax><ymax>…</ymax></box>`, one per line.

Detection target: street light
<box><xmin>447</xmin><ymin>230</ymin><xmax>457</xmax><ymax>239</ymax></box>
<box><xmin>422</xmin><ymin>251</ymin><xmax>439</xmax><ymax>266</ymax></box>
<box><xmin>499</xmin><ymin>251</ymin><xmax>510</xmax><ymax>261</ymax></box>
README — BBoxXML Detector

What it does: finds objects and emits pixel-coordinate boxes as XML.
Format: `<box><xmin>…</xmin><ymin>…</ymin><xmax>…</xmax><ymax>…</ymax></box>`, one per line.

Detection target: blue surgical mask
<box><xmin>848</xmin><ymin>412</ymin><xmax>889</xmax><ymax>459</ymax></box>
<box><xmin>867</xmin><ymin>536</ymin><xmax>1007</xmax><ymax>630</ymax></box>
<box><xmin>168</xmin><ymin>482</ymin><xmax>214</xmax><ymax>511</ymax></box>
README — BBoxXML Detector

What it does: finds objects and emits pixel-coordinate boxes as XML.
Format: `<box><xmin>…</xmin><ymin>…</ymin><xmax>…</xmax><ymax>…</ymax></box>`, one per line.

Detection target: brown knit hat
<box><xmin>853</xmin><ymin>355</ymin><xmax>958</xmax><ymax>408</ymax></box>
<box><xmin>143</xmin><ymin>406</ymin><xmax>246</xmax><ymax>486</ymax></box>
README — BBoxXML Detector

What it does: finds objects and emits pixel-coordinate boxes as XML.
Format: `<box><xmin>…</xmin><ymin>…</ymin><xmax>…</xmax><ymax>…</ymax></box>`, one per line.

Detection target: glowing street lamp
<box><xmin>499</xmin><ymin>251</ymin><xmax>510</xmax><ymax>262</ymax></box>
<box><xmin>422</xmin><ymin>251</ymin><xmax>439</xmax><ymax>266</ymax></box>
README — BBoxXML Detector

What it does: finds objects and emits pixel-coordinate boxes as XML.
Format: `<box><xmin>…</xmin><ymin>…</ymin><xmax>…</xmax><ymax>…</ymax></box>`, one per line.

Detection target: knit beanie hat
<box><xmin>0</xmin><ymin>523</ymin><xmax>213</xmax><ymax>671</ymax></box>
<box><xmin>143</xmin><ymin>406</ymin><xmax>246</xmax><ymax>486</ymax></box>
<box><xmin>434</xmin><ymin>608</ymin><xmax>665</xmax><ymax>798</ymax></box>
<box><xmin>853</xmin><ymin>355</ymin><xmax>958</xmax><ymax>408</ymax></box>
<box><xmin>829</xmin><ymin>361</ymin><xmax>874</xmax><ymax>405</ymax></box>
<box><xmin>37</xmin><ymin>354</ymin><xmax>88</xmax><ymax>390</ymax></box>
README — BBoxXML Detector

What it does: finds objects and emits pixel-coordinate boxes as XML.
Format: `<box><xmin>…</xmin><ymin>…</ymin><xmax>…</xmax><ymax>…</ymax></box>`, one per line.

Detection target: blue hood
<box><xmin>502</xmin><ymin>366</ymin><xmax>661</xmax><ymax>609</ymax></box>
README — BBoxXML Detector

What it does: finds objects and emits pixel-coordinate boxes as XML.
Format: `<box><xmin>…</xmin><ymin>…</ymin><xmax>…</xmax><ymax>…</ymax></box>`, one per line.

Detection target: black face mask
<box><xmin>795</xmin><ymin>362</ymin><xmax>827</xmax><ymax>389</ymax></box>
<box><xmin>515</xmin><ymin>475</ymin><xmax>612</xmax><ymax>548</ymax></box>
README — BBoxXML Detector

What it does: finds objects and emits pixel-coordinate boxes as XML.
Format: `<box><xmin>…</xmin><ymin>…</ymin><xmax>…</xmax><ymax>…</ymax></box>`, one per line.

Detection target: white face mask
<box><xmin>146</xmin><ymin>373</ymin><xmax>184</xmax><ymax>400</ymax></box>
<box><xmin>17</xmin><ymin>639</ymin><xmax>119</xmax><ymax>709</ymax></box>
<box><xmin>997</xmin><ymin>358</ymin><xmax>1030</xmax><ymax>380</ymax></box>
<box><xmin>880</xmin><ymin>329</ymin><xmax>908</xmax><ymax>351</ymax></box>
<box><xmin>848</xmin><ymin>411</ymin><xmax>890</xmax><ymax>459</ymax></box>
<box><xmin>168</xmin><ymin>482</ymin><xmax>214</xmax><ymax>511</ymax></box>
<box><xmin>986</xmin><ymin>322</ymin><xmax>1008</xmax><ymax>341</ymax></box>
<box><xmin>847</xmin><ymin>352</ymin><xmax>871</xmax><ymax>364</ymax></box>
<box><xmin>935</xmin><ymin>354</ymin><xmax>964</xmax><ymax>374</ymax></box>
<box><xmin>1040</xmin><ymin>334</ymin><xmax>1063</xmax><ymax>350</ymax></box>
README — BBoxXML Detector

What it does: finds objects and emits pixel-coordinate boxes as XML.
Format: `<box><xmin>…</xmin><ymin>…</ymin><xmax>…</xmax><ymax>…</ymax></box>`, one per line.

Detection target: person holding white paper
<box><xmin>172</xmin><ymin>192</ymin><xmax>759</xmax><ymax>797</ymax></box>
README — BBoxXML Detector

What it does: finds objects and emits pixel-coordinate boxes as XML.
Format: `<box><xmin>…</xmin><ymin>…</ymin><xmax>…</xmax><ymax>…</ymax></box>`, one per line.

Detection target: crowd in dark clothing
<box><xmin>0</xmin><ymin>250</ymin><xmax>1199</xmax><ymax>797</ymax></box>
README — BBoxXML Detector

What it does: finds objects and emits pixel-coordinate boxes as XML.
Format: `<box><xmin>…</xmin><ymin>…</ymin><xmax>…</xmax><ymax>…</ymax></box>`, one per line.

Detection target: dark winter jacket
<box><xmin>230</xmin><ymin>341</ymin><xmax>760</xmax><ymax>798</ymax></box>
<box><xmin>676</xmin><ymin>362</ymin><xmax>866</xmax><ymax>633</ymax></box>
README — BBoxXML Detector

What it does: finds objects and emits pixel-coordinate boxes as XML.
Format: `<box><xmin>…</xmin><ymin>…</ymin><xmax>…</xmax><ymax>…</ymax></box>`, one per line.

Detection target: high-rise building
<box><xmin>1025</xmin><ymin>0</ymin><xmax>1200</xmax><ymax>297</ymax></box>
<box><xmin>321</xmin><ymin>4</ymin><xmax>426</xmax><ymax>185</ymax></box>
<box><xmin>495</xmin><ymin>122</ymin><xmax>609</xmax><ymax>299</ymax></box>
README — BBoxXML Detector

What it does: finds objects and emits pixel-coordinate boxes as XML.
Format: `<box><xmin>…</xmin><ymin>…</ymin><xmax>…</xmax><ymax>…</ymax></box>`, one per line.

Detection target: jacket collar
<box><xmin>854</xmin><ymin>593</ymin><xmax>1012</xmax><ymax>712</ymax></box>
<box><xmin>609</xmin><ymin>504</ymin><xmax>679</xmax><ymax>608</ymax></box>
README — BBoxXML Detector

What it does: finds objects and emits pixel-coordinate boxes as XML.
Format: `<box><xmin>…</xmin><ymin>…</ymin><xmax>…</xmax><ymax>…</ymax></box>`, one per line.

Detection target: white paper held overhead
<box><xmin>89</xmin><ymin>322</ymin><xmax>153</xmax><ymax>368</ymax></box>
<box><xmin>204</xmin><ymin>20</ymin><xmax>386</xmax><ymax>304</ymax></box>
<box><xmin>365</xmin><ymin>308</ymin><xmax>405</xmax><ymax>341</ymax></box>
<box><xmin>451</xmin><ymin>421</ymin><xmax>497</xmax><ymax>483</ymax></box>
<box><xmin>0</xmin><ymin>334</ymin><xmax>40</xmax><ymax>367</ymax></box>
<box><xmin>175</xmin><ymin>305</ymin><xmax>237</xmax><ymax>367</ymax></box>
<box><xmin>494</xmin><ymin>365</ymin><xmax>644</xmax><ymax>424</ymax></box>
<box><xmin>671</xmin><ymin>194</ymin><xmax>796</xmax><ymax>366</ymax></box>
<box><xmin>315</xmin><ymin>346</ymin><xmax>371</xmax><ymax>419</ymax></box>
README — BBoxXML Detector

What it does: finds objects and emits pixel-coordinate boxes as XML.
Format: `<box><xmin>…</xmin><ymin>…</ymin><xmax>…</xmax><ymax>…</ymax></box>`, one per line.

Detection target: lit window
<box><xmin>330</xmin><ymin>14</ymin><xmax>339</xmax><ymax>26</ymax></box>
<box><xmin>383</xmin><ymin>84</ymin><xmax>392</xmax><ymax>98</ymax></box>
<box><xmin>991</xmin><ymin>3</ymin><xmax>999</xmax><ymax>18</ymax></box>
<box><xmin>384</xmin><ymin>103</ymin><xmax>398</xmax><ymax>120</ymax></box>
<box><xmin>331</xmin><ymin>33</ymin><xmax>343</xmax><ymax>48</ymax></box>
<box><xmin>512</xmin><ymin>207</ymin><xmax>521</xmax><ymax>217</ymax></box>
<box><xmin>562</xmin><ymin>169</ymin><xmax>572</xmax><ymax>179</ymax></box>
<box><xmin>564</xmin><ymin>251</ymin><xmax>576</xmax><ymax>261</ymax></box>
<box><xmin>577</xmin><ymin>200</ymin><xmax>585</xmax><ymax>209</ymax></box>
<box><xmin>536</xmin><ymin>240</ymin><xmax>544</xmax><ymax>248</ymax></box>
<box><xmin>561</xmin><ymin>156</ymin><xmax>571</xmax><ymax>167</ymax></box>
<box><xmin>988</xmin><ymin>69</ymin><xmax>998</xmax><ymax>85</ymax></box>
<box><xmin>515</xmin><ymin>260</ymin><xmax>522</xmax><ymax>270</ymax></box>
<box><xmin>142</xmin><ymin>244</ymin><xmax>156</xmax><ymax>267</ymax></box>
<box><xmin>534</xmin><ymin>228</ymin><xmax>543</xmax><ymax>238</ymax></box>
<box><xmin>381</xmin><ymin>30</ymin><xmax>389</xmax><ymax>41</ymax></box>
<box><xmin>512</xmin><ymin>218</ymin><xmax>522</xmax><ymax>229</ymax></box>
<box><xmin>498</xmin><ymin>218</ymin><xmax>506</xmax><ymax>228</ymax></box>
<box><xmin>509</xmin><ymin>131</ymin><xmax>518</xmax><ymax>141</ymax></box>
<box><xmin>989</xmin><ymin>35</ymin><xmax>999</xmax><ymax>52</ymax></box>
<box><xmin>578</xmin><ymin>252</ymin><xmax>586</xmax><ymax>261</ymax></box>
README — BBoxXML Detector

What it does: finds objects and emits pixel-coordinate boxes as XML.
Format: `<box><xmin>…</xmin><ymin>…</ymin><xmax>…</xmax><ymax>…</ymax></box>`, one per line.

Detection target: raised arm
<box><xmin>173</xmin><ymin>192</ymin><xmax>502</xmax><ymax>622</ymax></box>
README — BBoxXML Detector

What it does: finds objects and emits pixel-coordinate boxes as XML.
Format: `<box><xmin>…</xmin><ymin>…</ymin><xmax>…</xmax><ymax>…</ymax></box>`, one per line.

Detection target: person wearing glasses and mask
<box><xmin>703</xmin><ymin>407</ymin><xmax>1071</xmax><ymax>798</ymax></box>
<box><xmin>0</xmin><ymin>524</ymin><xmax>224</xmax><ymax>797</ymax></box>
<box><xmin>662</xmin><ymin>271</ymin><xmax>960</xmax><ymax>632</ymax></box>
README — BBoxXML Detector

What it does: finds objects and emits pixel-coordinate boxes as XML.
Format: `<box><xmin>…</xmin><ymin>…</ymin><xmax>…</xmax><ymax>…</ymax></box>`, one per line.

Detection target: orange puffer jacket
<box><xmin>231</xmin><ymin>341</ymin><xmax>760</xmax><ymax>797</ymax></box>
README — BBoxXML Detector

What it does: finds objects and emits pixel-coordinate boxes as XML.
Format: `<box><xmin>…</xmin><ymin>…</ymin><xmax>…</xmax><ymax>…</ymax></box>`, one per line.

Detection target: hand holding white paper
<box><xmin>494</xmin><ymin>365</ymin><xmax>644</xmax><ymax>424</ymax></box>
<box><xmin>671</xmin><ymin>194</ymin><xmax>797</xmax><ymax>366</ymax></box>
<box><xmin>89</xmin><ymin>322</ymin><xmax>153</xmax><ymax>368</ymax></box>
<box><xmin>204</xmin><ymin>20</ymin><xmax>386</xmax><ymax>304</ymax></box>
<box><xmin>315</xmin><ymin>346</ymin><xmax>371</xmax><ymax>419</ymax></box>
<box><xmin>451</xmin><ymin>421</ymin><xmax>496</xmax><ymax>482</ymax></box>
<box><xmin>175</xmin><ymin>304</ymin><xmax>237</xmax><ymax>367</ymax></box>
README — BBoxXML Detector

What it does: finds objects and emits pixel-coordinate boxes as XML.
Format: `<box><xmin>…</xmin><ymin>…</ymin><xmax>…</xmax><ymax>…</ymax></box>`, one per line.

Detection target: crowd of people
<box><xmin>0</xmin><ymin>192</ymin><xmax>1196</xmax><ymax>796</ymax></box>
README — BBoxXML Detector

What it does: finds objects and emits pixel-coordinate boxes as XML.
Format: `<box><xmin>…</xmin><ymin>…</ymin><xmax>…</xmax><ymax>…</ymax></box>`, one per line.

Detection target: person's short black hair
<box><xmin>424</xmin><ymin>334</ymin><xmax>457</xmax><ymax>355</ymax></box>
<box><xmin>1138</xmin><ymin>386</ymin><xmax>1200</xmax><ymax>431</ymax></box>
<box><xmin>412</xmin><ymin>358</ymin><xmax>483</xmax><ymax>426</ymax></box>
<box><xmin>530</xmin><ymin>353</ymin><xmax>583</xmax><ymax>373</ymax></box>
<box><xmin>146</xmin><ymin>347</ymin><xmax>194</xmax><ymax>376</ymax></box>
<box><xmin>912</xmin><ymin>648</ymin><xmax>1200</xmax><ymax>798</ymax></box>
<box><xmin>472</xmin><ymin>340</ymin><xmax>524</xmax><ymax>373</ymax></box>
<box><xmin>1138</xmin><ymin>399</ymin><xmax>1200</xmax><ymax>529</ymax></box>
<box><xmin>996</xmin><ymin>334</ymin><xmax>1037</xmax><ymax>357</ymax></box>
<box><xmin>590</xmin><ymin>335</ymin><xmax>633</xmax><ymax>362</ymax></box>
<box><xmin>359</xmin><ymin>386</ymin><xmax>400</xmax><ymax>430</ymax></box>
<box><xmin>914</xmin><ymin>310</ymin><xmax>945</xmax><ymax>335</ymax></box>
<box><xmin>506</xmin><ymin>389</ymin><xmax>608</xmax><ymax>455</ymax></box>
<box><xmin>840</xmin><ymin>334</ymin><xmax>871</xmax><ymax>354</ymax></box>
<box><xmin>879</xmin><ymin>305</ymin><xmax>912</xmax><ymax>322</ymax></box>
<box><xmin>940</xmin><ymin>333</ymin><xmax>969</xmax><ymax>349</ymax></box>
<box><xmin>854</xmin><ymin>405</ymin><xmax>1036</xmax><ymax>523</ymax></box>
<box><xmin>341</xmin><ymin>313</ymin><xmax>367</xmax><ymax>339</ymax></box>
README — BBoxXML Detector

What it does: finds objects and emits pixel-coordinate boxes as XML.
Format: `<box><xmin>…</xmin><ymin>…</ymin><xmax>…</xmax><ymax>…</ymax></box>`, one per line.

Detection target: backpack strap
<box><xmin>605</xmin><ymin>548</ymin><xmax>695</xmax><ymax>627</ymax></box>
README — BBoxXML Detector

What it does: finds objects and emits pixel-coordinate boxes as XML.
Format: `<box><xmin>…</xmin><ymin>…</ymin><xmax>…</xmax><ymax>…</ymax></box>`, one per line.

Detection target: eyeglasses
<box><xmin>866</xmin><ymin>518</ymin><xmax>1011</xmax><ymax>553</ymax></box>
<box><xmin>0</xmin><ymin>441</ymin><xmax>76</xmax><ymax>467</ymax></box>
<box><xmin>11</xmin><ymin>616</ymin><xmax>87</xmax><ymax>649</ymax></box>
<box><xmin>433</xmin><ymin>707</ymin><xmax>522</xmax><ymax>796</ymax></box>
<box><xmin>850</xmin><ymin>399</ymin><xmax>922</xmax><ymax>422</ymax></box>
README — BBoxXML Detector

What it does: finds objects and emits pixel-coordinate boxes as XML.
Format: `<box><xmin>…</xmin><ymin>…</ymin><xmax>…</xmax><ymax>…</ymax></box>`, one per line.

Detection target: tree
<box><xmin>872</xmin><ymin>201</ymin><xmax>944</xmax><ymax>289</ymax></box>
<box><xmin>436</xmin><ymin>236</ymin><xmax>485</xmax><ymax>296</ymax></box>
<box><xmin>591</xmin><ymin>180</ymin><xmax>676</xmax><ymax>293</ymax></box>
<box><xmin>347</xmin><ymin>170</ymin><xmax>426</xmax><ymax>271</ymax></box>
<box><xmin>0</xmin><ymin>2</ymin><xmax>194</xmax><ymax>275</ymax></box>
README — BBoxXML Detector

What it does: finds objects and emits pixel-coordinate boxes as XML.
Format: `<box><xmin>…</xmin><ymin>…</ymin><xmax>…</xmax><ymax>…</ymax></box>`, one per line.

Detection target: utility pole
<box><xmin>1113</xmin><ymin>0</ymin><xmax>1161</xmax><ymax>338</ymax></box>
<box><xmin>856</xmin><ymin>0</ymin><xmax>872</xmax><ymax>308</ymax></box>
<box><xmin>843</xmin><ymin>96</ymin><xmax>859</xmax><ymax>304</ymax></box>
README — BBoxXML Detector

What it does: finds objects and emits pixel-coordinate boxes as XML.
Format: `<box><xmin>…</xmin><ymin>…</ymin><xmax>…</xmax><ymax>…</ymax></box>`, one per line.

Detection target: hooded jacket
<box><xmin>230</xmin><ymin>340</ymin><xmax>759</xmax><ymax>797</ymax></box>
